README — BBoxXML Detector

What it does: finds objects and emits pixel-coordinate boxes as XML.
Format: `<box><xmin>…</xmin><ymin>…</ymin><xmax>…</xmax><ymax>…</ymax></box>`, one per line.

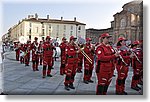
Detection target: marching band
<box><xmin>12</xmin><ymin>33</ymin><xmax>143</xmax><ymax>95</ymax></box>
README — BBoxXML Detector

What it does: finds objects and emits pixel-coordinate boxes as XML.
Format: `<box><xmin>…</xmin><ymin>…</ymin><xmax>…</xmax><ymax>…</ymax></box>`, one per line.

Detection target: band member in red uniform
<box><xmin>95</xmin><ymin>33</ymin><xmax>119</xmax><ymax>95</ymax></box>
<box><xmin>83</xmin><ymin>38</ymin><xmax>94</xmax><ymax>84</ymax></box>
<box><xmin>64</xmin><ymin>36</ymin><xmax>80</xmax><ymax>91</ymax></box>
<box><xmin>20</xmin><ymin>44</ymin><xmax>25</xmax><ymax>64</ymax></box>
<box><xmin>14</xmin><ymin>42</ymin><xmax>20</xmax><ymax>61</ymax></box>
<box><xmin>24</xmin><ymin>40</ymin><xmax>31</xmax><ymax>66</ymax></box>
<box><xmin>76</xmin><ymin>44</ymin><xmax>83</xmax><ymax>73</ymax></box>
<box><xmin>59</xmin><ymin>37</ymin><xmax>67</xmax><ymax>75</ymax></box>
<box><xmin>42</xmin><ymin>36</ymin><xmax>55</xmax><ymax>78</ymax></box>
<box><xmin>131</xmin><ymin>40</ymin><xmax>143</xmax><ymax>91</ymax></box>
<box><xmin>115</xmin><ymin>37</ymin><xmax>134</xmax><ymax>95</ymax></box>
<box><xmin>39</xmin><ymin>41</ymin><xmax>43</xmax><ymax>65</ymax></box>
<box><xmin>31</xmin><ymin>37</ymin><xmax>39</xmax><ymax>71</ymax></box>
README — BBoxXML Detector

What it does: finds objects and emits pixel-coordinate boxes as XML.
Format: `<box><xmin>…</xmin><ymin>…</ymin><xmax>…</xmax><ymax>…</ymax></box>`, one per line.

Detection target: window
<box><xmin>36</xmin><ymin>27</ymin><xmax>38</xmax><ymax>33</ymax></box>
<box><xmin>70</xmin><ymin>31</ymin><xmax>73</xmax><ymax>36</ymax></box>
<box><xmin>64</xmin><ymin>25</ymin><xmax>66</xmax><ymax>30</ymax></box>
<box><xmin>29</xmin><ymin>28</ymin><xmax>31</xmax><ymax>34</ymax></box>
<box><xmin>29</xmin><ymin>23</ymin><xmax>32</xmax><ymax>27</ymax></box>
<box><xmin>71</xmin><ymin>25</ymin><xmax>73</xmax><ymax>30</ymax></box>
<box><xmin>78</xmin><ymin>26</ymin><xmax>81</xmax><ymax>30</ymax></box>
<box><xmin>42</xmin><ymin>29</ymin><xmax>45</xmax><ymax>35</ymax></box>
<box><xmin>49</xmin><ymin>24</ymin><xmax>51</xmax><ymax>28</ymax></box>
<box><xmin>120</xmin><ymin>18</ymin><xmax>126</xmax><ymax>28</ymax></box>
<box><xmin>57</xmin><ymin>25</ymin><xmax>59</xmax><ymax>31</ymax></box>
<box><xmin>42</xmin><ymin>23</ymin><xmax>44</xmax><ymax>28</ymax></box>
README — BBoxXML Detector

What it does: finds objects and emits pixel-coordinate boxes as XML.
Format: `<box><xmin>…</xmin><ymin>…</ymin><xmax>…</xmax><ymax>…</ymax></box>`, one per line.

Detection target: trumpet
<box><xmin>74</xmin><ymin>43</ymin><xmax>93</xmax><ymax>64</ymax></box>
<box><xmin>113</xmin><ymin>47</ymin><xmax>128</xmax><ymax>66</ymax></box>
<box><xmin>129</xmin><ymin>49</ymin><xmax>142</xmax><ymax>63</ymax></box>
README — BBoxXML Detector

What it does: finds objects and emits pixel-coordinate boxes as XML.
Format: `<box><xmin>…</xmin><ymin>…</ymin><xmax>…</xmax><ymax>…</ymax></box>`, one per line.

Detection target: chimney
<box><xmin>61</xmin><ymin>17</ymin><xmax>63</xmax><ymax>21</ymax></box>
<box><xmin>74</xmin><ymin>17</ymin><xmax>76</xmax><ymax>21</ymax></box>
<box><xmin>35</xmin><ymin>13</ymin><xmax>38</xmax><ymax>20</ymax></box>
<box><xmin>47</xmin><ymin>15</ymin><xmax>50</xmax><ymax>20</ymax></box>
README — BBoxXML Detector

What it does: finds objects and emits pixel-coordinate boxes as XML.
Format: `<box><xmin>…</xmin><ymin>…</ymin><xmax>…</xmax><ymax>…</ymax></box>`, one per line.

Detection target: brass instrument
<box><xmin>113</xmin><ymin>47</ymin><xmax>128</xmax><ymax>66</ymax></box>
<box><xmin>129</xmin><ymin>48</ymin><xmax>142</xmax><ymax>63</ymax></box>
<box><xmin>74</xmin><ymin>43</ymin><xmax>93</xmax><ymax>64</ymax></box>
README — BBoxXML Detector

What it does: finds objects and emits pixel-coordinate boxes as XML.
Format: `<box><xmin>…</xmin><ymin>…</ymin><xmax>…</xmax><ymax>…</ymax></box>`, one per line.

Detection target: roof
<box><xmin>23</xmin><ymin>18</ymin><xmax>86</xmax><ymax>25</ymax></box>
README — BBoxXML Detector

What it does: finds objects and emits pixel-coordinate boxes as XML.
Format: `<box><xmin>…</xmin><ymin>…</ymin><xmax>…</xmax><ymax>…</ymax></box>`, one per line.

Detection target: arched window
<box><xmin>120</xmin><ymin>18</ymin><xmax>126</xmax><ymax>28</ymax></box>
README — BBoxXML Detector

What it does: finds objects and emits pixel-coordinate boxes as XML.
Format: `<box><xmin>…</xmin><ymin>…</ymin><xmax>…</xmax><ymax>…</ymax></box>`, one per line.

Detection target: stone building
<box><xmin>113</xmin><ymin>0</ymin><xmax>143</xmax><ymax>43</ymax></box>
<box><xmin>86</xmin><ymin>0</ymin><xmax>143</xmax><ymax>44</ymax></box>
<box><xmin>8</xmin><ymin>14</ymin><xmax>86</xmax><ymax>43</ymax></box>
<box><xmin>86</xmin><ymin>27</ymin><xmax>113</xmax><ymax>44</ymax></box>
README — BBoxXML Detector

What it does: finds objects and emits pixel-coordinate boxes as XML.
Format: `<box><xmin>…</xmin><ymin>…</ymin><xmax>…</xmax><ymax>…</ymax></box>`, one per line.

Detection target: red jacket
<box><xmin>42</xmin><ymin>41</ymin><xmax>55</xmax><ymax>58</ymax></box>
<box><xmin>96</xmin><ymin>43</ymin><xmax>116</xmax><ymax>72</ymax></box>
<box><xmin>59</xmin><ymin>42</ymin><xmax>67</xmax><ymax>57</ymax></box>
<box><xmin>132</xmin><ymin>48</ymin><xmax>143</xmax><ymax>69</ymax></box>
<box><xmin>65</xmin><ymin>43</ymin><xmax>77</xmax><ymax>64</ymax></box>
<box><xmin>117</xmin><ymin>46</ymin><xmax>131</xmax><ymax>66</ymax></box>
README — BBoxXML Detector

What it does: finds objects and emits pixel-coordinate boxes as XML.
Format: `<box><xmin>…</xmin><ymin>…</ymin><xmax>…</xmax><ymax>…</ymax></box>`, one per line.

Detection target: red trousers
<box><xmin>83</xmin><ymin>61</ymin><xmax>93</xmax><ymax>81</ymax></box>
<box><xmin>32</xmin><ymin>54</ymin><xmax>39</xmax><ymax>71</ymax></box>
<box><xmin>16</xmin><ymin>50</ymin><xmax>20</xmax><ymax>61</ymax></box>
<box><xmin>42</xmin><ymin>56</ymin><xmax>53</xmax><ymax>77</ymax></box>
<box><xmin>131</xmin><ymin>67</ymin><xmax>142</xmax><ymax>87</ymax></box>
<box><xmin>96</xmin><ymin>70</ymin><xmax>113</xmax><ymax>95</ymax></box>
<box><xmin>25</xmin><ymin>53</ymin><xmax>30</xmax><ymax>65</ymax></box>
<box><xmin>64</xmin><ymin>61</ymin><xmax>77</xmax><ymax>86</ymax></box>
<box><xmin>60</xmin><ymin>56</ymin><xmax>66</xmax><ymax>75</ymax></box>
<box><xmin>116</xmin><ymin>65</ymin><xmax>129</xmax><ymax>94</ymax></box>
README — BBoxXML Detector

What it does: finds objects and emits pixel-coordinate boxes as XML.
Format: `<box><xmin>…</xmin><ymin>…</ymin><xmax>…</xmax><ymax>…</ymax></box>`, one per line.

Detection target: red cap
<box><xmin>62</xmin><ymin>37</ymin><xmax>66</xmax><ymax>40</ymax></box>
<box><xmin>86</xmin><ymin>38</ymin><xmax>92</xmax><ymax>42</ymax></box>
<box><xmin>100</xmin><ymin>33</ymin><xmax>112</xmax><ymax>38</ymax></box>
<box><xmin>133</xmin><ymin>40</ymin><xmax>140</xmax><ymax>45</ymax></box>
<box><xmin>46</xmin><ymin>36</ymin><xmax>51</xmax><ymax>40</ymax></box>
<box><xmin>34</xmin><ymin>37</ymin><xmax>38</xmax><ymax>40</ymax></box>
<box><xmin>118</xmin><ymin>37</ymin><xmax>126</xmax><ymax>42</ymax></box>
<box><xmin>70</xmin><ymin>36</ymin><xmax>77</xmax><ymax>40</ymax></box>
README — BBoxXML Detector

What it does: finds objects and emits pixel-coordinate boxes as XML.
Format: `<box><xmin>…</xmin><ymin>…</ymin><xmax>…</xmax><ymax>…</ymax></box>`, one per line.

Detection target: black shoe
<box><xmin>51</xmin><ymin>67</ymin><xmax>54</xmax><ymax>69</ymax></box>
<box><xmin>122</xmin><ymin>91</ymin><xmax>128</xmax><ymax>95</ymax></box>
<box><xmin>47</xmin><ymin>74</ymin><xmax>52</xmax><ymax>77</ymax></box>
<box><xmin>64</xmin><ymin>85</ymin><xmax>70</xmax><ymax>91</ymax></box>
<box><xmin>69</xmin><ymin>84</ymin><xmax>75</xmax><ymax>89</ymax></box>
<box><xmin>131</xmin><ymin>86</ymin><xmax>139</xmax><ymax>91</ymax></box>
<box><xmin>83</xmin><ymin>80</ymin><xmax>89</xmax><ymax>84</ymax></box>
<box><xmin>88</xmin><ymin>80</ymin><xmax>94</xmax><ymax>83</ymax></box>
<box><xmin>36</xmin><ymin>69</ymin><xmax>39</xmax><ymax>71</ymax></box>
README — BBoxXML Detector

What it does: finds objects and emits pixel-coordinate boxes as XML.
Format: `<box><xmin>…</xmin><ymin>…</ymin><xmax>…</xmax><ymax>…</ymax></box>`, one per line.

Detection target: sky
<box><xmin>0</xmin><ymin>0</ymin><xmax>141</xmax><ymax>37</ymax></box>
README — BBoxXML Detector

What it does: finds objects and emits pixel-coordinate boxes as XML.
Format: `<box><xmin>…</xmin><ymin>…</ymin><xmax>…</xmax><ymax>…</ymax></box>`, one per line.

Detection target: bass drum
<box><xmin>53</xmin><ymin>47</ymin><xmax>61</xmax><ymax>58</ymax></box>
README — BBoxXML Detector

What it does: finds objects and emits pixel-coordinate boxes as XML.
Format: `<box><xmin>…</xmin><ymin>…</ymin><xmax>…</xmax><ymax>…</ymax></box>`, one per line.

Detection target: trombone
<box><xmin>75</xmin><ymin>43</ymin><xmax>93</xmax><ymax>64</ymax></box>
